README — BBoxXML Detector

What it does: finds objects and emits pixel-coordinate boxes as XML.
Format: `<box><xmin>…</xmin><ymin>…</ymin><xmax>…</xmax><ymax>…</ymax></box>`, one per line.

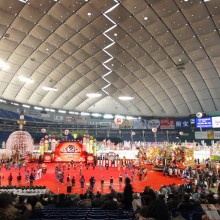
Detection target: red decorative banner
<box><xmin>54</xmin><ymin>142</ymin><xmax>86</xmax><ymax>162</ymax></box>
<box><xmin>160</xmin><ymin>118</ymin><xmax>175</xmax><ymax>129</ymax></box>
<box><xmin>44</xmin><ymin>153</ymin><xmax>52</xmax><ymax>163</ymax></box>
<box><xmin>87</xmin><ymin>154</ymin><xmax>94</xmax><ymax>164</ymax></box>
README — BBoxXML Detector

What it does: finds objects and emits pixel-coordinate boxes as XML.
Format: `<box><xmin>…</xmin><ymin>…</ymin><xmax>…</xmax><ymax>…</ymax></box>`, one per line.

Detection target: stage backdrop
<box><xmin>54</xmin><ymin>142</ymin><xmax>86</xmax><ymax>162</ymax></box>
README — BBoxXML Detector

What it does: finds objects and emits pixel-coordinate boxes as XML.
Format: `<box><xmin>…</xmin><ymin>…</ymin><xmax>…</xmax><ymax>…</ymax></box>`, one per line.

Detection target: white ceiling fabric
<box><xmin>0</xmin><ymin>0</ymin><xmax>219</xmax><ymax>117</ymax></box>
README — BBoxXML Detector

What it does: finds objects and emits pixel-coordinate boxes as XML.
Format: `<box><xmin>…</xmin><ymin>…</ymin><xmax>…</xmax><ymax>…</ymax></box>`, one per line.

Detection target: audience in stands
<box><xmin>0</xmin><ymin>179</ymin><xmax>220</xmax><ymax>220</ymax></box>
<box><xmin>0</xmin><ymin>192</ymin><xmax>32</xmax><ymax>220</ymax></box>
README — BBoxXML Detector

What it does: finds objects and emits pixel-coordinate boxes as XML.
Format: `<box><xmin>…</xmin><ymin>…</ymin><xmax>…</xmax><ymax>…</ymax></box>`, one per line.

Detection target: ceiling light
<box><xmin>87</xmin><ymin>12</ymin><xmax>91</xmax><ymax>16</ymax></box>
<box><xmin>22</xmin><ymin>104</ymin><xmax>30</xmax><ymax>108</ymax></box>
<box><xmin>0</xmin><ymin>59</ymin><xmax>10</xmax><ymax>70</ymax></box>
<box><xmin>114</xmin><ymin>33</ymin><xmax>117</xmax><ymax>36</ymax></box>
<box><xmin>81</xmin><ymin>112</ymin><xmax>90</xmax><ymax>116</ymax></box>
<box><xmin>34</xmin><ymin>106</ymin><xmax>43</xmax><ymax>110</ymax></box>
<box><xmin>91</xmin><ymin>113</ymin><xmax>102</xmax><ymax>117</ymax></box>
<box><xmin>119</xmin><ymin>96</ymin><xmax>134</xmax><ymax>101</ymax></box>
<box><xmin>126</xmin><ymin>116</ymin><xmax>136</xmax><ymax>120</ymax></box>
<box><xmin>144</xmin><ymin>16</ymin><xmax>148</xmax><ymax>20</ymax></box>
<box><xmin>69</xmin><ymin>111</ymin><xmax>79</xmax><ymax>115</ymax></box>
<box><xmin>104</xmin><ymin>114</ymin><xmax>114</xmax><ymax>119</ymax></box>
<box><xmin>11</xmin><ymin>102</ymin><xmax>19</xmax><ymax>106</ymax></box>
<box><xmin>43</xmin><ymin>86</ymin><xmax>58</xmax><ymax>91</ymax></box>
<box><xmin>204</xmin><ymin>0</ymin><xmax>210</xmax><ymax>2</ymax></box>
<box><xmin>18</xmin><ymin>0</ymin><xmax>28</xmax><ymax>3</ymax></box>
<box><xmin>58</xmin><ymin>110</ymin><xmax>66</xmax><ymax>113</ymax></box>
<box><xmin>0</xmin><ymin>99</ymin><xmax>6</xmax><ymax>103</ymax></box>
<box><xmin>19</xmin><ymin>76</ymin><xmax>34</xmax><ymax>83</ymax></box>
<box><xmin>86</xmin><ymin>93</ymin><xmax>102</xmax><ymax>98</ymax></box>
<box><xmin>49</xmin><ymin>109</ymin><xmax>55</xmax><ymax>112</ymax></box>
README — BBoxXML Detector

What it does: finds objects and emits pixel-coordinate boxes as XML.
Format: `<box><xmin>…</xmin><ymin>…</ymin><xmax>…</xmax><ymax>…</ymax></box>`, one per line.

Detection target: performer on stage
<box><xmin>101</xmin><ymin>175</ymin><xmax>104</xmax><ymax>189</ymax></box>
<box><xmin>71</xmin><ymin>175</ymin><xmax>76</xmax><ymax>188</ymax></box>
<box><xmin>110</xmin><ymin>176</ymin><xmax>113</xmax><ymax>188</ymax></box>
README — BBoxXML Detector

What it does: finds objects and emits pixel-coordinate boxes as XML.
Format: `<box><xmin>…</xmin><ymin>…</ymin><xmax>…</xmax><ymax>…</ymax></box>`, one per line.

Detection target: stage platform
<box><xmin>0</xmin><ymin>162</ymin><xmax>185</xmax><ymax>194</ymax></box>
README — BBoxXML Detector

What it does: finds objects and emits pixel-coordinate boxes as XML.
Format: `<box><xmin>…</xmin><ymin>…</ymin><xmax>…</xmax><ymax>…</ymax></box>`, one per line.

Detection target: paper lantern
<box><xmin>152</xmin><ymin>128</ymin><xmax>157</xmax><ymax>133</ymax></box>
<box><xmin>41</xmin><ymin>128</ymin><xmax>46</xmax><ymax>133</ymax></box>
<box><xmin>114</xmin><ymin>116</ymin><xmax>123</xmax><ymax>125</ymax></box>
<box><xmin>196</xmin><ymin>112</ymin><xmax>203</xmax><ymax>118</ymax></box>
<box><xmin>64</xmin><ymin>129</ymin><xmax>69</xmax><ymax>135</ymax></box>
<box><xmin>179</xmin><ymin>131</ymin><xmax>184</xmax><ymax>136</ymax></box>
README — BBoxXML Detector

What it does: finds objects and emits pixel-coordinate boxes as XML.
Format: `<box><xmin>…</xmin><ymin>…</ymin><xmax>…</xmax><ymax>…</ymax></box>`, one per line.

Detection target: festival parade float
<box><xmin>5</xmin><ymin>112</ymin><xmax>34</xmax><ymax>162</ymax></box>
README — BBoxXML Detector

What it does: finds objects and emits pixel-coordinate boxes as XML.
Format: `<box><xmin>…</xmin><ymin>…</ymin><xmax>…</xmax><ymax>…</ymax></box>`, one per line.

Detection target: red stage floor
<box><xmin>0</xmin><ymin>163</ymin><xmax>186</xmax><ymax>194</ymax></box>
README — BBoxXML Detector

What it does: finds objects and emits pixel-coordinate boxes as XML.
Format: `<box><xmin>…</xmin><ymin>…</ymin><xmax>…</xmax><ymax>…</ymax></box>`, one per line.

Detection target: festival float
<box><xmin>5</xmin><ymin>112</ymin><xmax>34</xmax><ymax>162</ymax></box>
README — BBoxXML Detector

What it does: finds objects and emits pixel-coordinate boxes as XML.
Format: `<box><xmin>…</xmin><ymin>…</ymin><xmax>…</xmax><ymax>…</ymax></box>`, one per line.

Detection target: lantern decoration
<box><xmin>41</xmin><ymin>128</ymin><xmax>46</xmax><ymax>133</ymax></box>
<box><xmin>114</xmin><ymin>116</ymin><xmax>123</xmax><ymax>125</ymax></box>
<box><xmin>44</xmin><ymin>135</ymin><xmax>49</xmax><ymax>152</ymax></box>
<box><xmin>152</xmin><ymin>128</ymin><xmax>157</xmax><ymax>142</ymax></box>
<box><xmin>64</xmin><ymin>129</ymin><xmax>69</xmax><ymax>136</ymax></box>
<box><xmin>179</xmin><ymin>131</ymin><xmax>184</xmax><ymax>136</ymax></box>
<box><xmin>196</xmin><ymin>112</ymin><xmax>203</xmax><ymax>118</ymax></box>
<box><xmin>89</xmin><ymin>136</ymin><xmax>94</xmax><ymax>153</ymax></box>
<box><xmin>152</xmin><ymin>128</ymin><xmax>157</xmax><ymax>133</ymax></box>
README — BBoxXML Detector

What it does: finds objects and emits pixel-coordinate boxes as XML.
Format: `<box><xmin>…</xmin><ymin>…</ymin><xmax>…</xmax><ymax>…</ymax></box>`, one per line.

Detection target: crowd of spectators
<box><xmin>0</xmin><ymin>177</ymin><xmax>220</xmax><ymax>220</ymax></box>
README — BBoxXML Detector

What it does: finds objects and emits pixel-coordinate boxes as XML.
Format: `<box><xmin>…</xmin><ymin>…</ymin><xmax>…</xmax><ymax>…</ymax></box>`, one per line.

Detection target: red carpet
<box><xmin>0</xmin><ymin>163</ymin><xmax>185</xmax><ymax>194</ymax></box>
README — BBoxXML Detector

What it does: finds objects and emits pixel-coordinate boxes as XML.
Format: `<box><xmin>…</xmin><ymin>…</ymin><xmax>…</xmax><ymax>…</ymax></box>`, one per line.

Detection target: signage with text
<box><xmin>160</xmin><ymin>118</ymin><xmax>175</xmax><ymax>129</ymax></box>
<box><xmin>196</xmin><ymin>117</ymin><xmax>212</xmax><ymax>128</ymax></box>
<box><xmin>212</xmin><ymin>117</ymin><xmax>220</xmax><ymax>128</ymax></box>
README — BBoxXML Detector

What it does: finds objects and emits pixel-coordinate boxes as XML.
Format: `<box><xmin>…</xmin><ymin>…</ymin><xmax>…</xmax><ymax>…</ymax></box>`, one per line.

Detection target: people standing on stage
<box><xmin>119</xmin><ymin>174</ymin><xmax>123</xmax><ymax>187</ymax></box>
<box><xmin>60</xmin><ymin>172</ymin><xmax>64</xmax><ymax>184</ymax></box>
<box><xmin>86</xmin><ymin>164</ymin><xmax>89</xmax><ymax>170</ymax></box>
<box><xmin>25</xmin><ymin>171</ymin><xmax>29</xmax><ymax>182</ymax></box>
<box><xmin>101</xmin><ymin>175</ymin><xmax>104</xmax><ymax>189</ymax></box>
<box><xmin>99</xmin><ymin>163</ymin><xmax>102</xmax><ymax>171</ymax></box>
<box><xmin>62</xmin><ymin>163</ymin><xmax>66</xmax><ymax>172</ymax></box>
<box><xmin>79</xmin><ymin>166</ymin><xmax>83</xmax><ymax>176</ymax></box>
<box><xmin>71</xmin><ymin>160</ymin><xmax>74</xmax><ymax>167</ymax></box>
<box><xmin>92</xmin><ymin>163</ymin><xmax>96</xmax><ymax>170</ymax></box>
<box><xmin>131</xmin><ymin>170</ymin><xmax>135</xmax><ymax>182</ymax></box>
<box><xmin>125</xmin><ymin>172</ymin><xmax>128</xmax><ymax>179</ymax></box>
<box><xmin>23</xmin><ymin>162</ymin><xmax>27</xmax><ymax>171</ymax></box>
<box><xmin>105</xmin><ymin>163</ymin><xmax>109</xmax><ymax>170</ymax></box>
<box><xmin>29</xmin><ymin>172</ymin><xmax>35</xmax><ymax>187</ymax></box>
<box><xmin>67</xmin><ymin>174</ymin><xmax>71</xmax><ymax>186</ymax></box>
<box><xmin>80</xmin><ymin>175</ymin><xmax>85</xmax><ymax>189</ymax></box>
<box><xmin>8</xmin><ymin>173</ymin><xmax>13</xmax><ymax>186</ymax></box>
<box><xmin>71</xmin><ymin>175</ymin><xmax>76</xmax><ymax>188</ymax></box>
<box><xmin>74</xmin><ymin>163</ymin><xmax>77</xmax><ymax>170</ymax></box>
<box><xmin>118</xmin><ymin>164</ymin><xmax>121</xmax><ymax>171</ymax></box>
<box><xmin>89</xmin><ymin>176</ymin><xmax>96</xmax><ymax>189</ymax></box>
<box><xmin>110</xmin><ymin>176</ymin><xmax>113</xmax><ymax>188</ymax></box>
<box><xmin>17</xmin><ymin>173</ymin><xmax>22</xmax><ymax>186</ymax></box>
<box><xmin>67</xmin><ymin>162</ymin><xmax>71</xmax><ymax>170</ymax></box>
<box><xmin>0</xmin><ymin>174</ymin><xmax>3</xmax><ymax>187</ymax></box>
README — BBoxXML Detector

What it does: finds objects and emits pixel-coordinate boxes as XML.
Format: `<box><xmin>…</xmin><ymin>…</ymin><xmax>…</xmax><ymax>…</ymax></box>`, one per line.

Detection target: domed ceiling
<box><xmin>0</xmin><ymin>0</ymin><xmax>219</xmax><ymax>117</ymax></box>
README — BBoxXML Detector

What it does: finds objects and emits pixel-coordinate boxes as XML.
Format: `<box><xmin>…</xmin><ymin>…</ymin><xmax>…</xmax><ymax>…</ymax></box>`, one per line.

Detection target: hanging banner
<box><xmin>133</xmin><ymin>119</ymin><xmax>147</xmax><ymax>129</ymax></box>
<box><xmin>54</xmin><ymin>115</ymin><xmax>64</xmax><ymax>121</ymax></box>
<box><xmin>54</xmin><ymin>142</ymin><xmax>86</xmax><ymax>162</ymax></box>
<box><xmin>119</xmin><ymin>119</ymin><xmax>133</xmax><ymax>129</ymax></box>
<box><xmin>212</xmin><ymin>117</ymin><xmax>220</xmax><ymax>128</ymax></box>
<box><xmin>146</xmin><ymin>119</ymin><xmax>160</xmax><ymax>129</ymax></box>
<box><xmin>160</xmin><ymin>118</ymin><xmax>175</xmax><ymax>129</ymax></box>
<box><xmin>175</xmin><ymin>118</ymin><xmax>190</xmax><ymax>129</ymax></box>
